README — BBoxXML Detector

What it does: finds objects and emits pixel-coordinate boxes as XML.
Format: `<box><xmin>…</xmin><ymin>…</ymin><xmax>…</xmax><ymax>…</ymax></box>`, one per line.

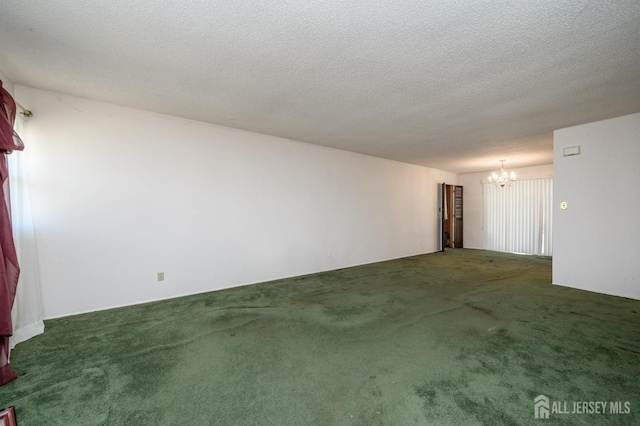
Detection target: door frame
<box><xmin>439</xmin><ymin>183</ymin><xmax>463</xmax><ymax>250</ymax></box>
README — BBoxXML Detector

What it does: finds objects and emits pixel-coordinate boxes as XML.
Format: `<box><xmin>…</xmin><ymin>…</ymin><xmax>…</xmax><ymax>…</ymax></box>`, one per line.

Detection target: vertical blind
<box><xmin>483</xmin><ymin>178</ymin><xmax>553</xmax><ymax>256</ymax></box>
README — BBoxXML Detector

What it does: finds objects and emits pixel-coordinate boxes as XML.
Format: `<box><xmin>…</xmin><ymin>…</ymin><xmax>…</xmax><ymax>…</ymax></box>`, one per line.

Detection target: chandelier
<box><xmin>488</xmin><ymin>160</ymin><xmax>516</xmax><ymax>187</ymax></box>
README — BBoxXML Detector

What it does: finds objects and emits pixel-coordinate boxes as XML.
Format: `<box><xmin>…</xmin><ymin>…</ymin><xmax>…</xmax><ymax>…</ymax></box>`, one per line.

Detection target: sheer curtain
<box><xmin>9</xmin><ymin>115</ymin><xmax>44</xmax><ymax>349</ymax></box>
<box><xmin>483</xmin><ymin>178</ymin><xmax>553</xmax><ymax>256</ymax></box>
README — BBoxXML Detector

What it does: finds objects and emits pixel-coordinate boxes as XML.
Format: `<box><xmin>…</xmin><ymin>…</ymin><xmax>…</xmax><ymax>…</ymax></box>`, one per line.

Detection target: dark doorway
<box><xmin>440</xmin><ymin>183</ymin><xmax>463</xmax><ymax>250</ymax></box>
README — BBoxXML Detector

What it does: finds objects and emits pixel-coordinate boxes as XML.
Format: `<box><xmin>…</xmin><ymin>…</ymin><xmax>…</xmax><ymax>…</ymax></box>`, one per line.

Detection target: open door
<box><xmin>440</xmin><ymin>183</ymin><xmax>463</xmax><ymax>249</ymax></box>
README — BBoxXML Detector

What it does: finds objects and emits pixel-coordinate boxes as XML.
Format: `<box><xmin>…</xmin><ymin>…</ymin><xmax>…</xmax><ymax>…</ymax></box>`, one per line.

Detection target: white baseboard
<box><xmin>10</xmin><ymin>321</ymin><xmax>45</xmax><ymax>349</ymax></box>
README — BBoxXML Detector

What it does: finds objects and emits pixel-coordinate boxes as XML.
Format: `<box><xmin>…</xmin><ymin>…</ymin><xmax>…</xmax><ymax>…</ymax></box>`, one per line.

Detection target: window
<box><xmin>483</xmin><ymin>178</ymin><xmax>553</xmax><ymax>256</ymax></box>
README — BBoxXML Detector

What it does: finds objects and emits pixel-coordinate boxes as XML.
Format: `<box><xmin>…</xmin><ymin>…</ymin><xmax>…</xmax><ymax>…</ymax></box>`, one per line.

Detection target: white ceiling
<box><xmin>1</xmin><ymin>1</ymin><xmax>639</xmax><ymax>173</ymax></box>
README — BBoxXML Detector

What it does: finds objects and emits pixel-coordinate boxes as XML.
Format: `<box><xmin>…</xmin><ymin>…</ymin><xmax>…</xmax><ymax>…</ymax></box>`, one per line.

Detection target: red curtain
<box><xmin>0</xmin><ymin>80</ymin><xmax>24</xmax><ymax>386</ymax></box>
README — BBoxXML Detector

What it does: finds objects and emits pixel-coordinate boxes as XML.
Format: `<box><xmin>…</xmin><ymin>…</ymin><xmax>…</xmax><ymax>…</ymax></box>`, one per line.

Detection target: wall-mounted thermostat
<box><xmin>563</xmin><ymin>146</ymin><xmax>581</xmax><ymax>157</ymax></box>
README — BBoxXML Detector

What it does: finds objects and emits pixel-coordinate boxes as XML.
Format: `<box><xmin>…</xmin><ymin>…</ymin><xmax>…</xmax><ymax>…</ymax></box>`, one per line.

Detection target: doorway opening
<box><xmin>440</xmin><ymin>183</ymin><xmax>463</xmax><ymax>250</ymax></box>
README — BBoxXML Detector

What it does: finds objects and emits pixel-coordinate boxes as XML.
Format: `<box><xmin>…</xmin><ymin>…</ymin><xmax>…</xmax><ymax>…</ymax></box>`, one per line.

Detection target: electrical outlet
<box><xmin>560</xmin><ymin>201</ymin><xmax>568</xmax><ymax>210</ymax></box>
<box><xmin>157</xmin><ymin>272</ymin><xmax>164</xmax><ymax>281</ymax></box>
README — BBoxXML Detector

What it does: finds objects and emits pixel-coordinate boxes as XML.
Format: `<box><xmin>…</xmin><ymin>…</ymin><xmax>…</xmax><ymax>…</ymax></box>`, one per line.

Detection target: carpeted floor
<box><xmin>1</xmin><ymin>249</ymin><xmax>638</xmax><ymax>425</ymax></box>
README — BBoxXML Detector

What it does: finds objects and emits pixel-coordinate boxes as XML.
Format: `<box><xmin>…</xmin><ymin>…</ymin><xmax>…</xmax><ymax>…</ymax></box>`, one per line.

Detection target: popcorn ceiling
<box><xmin>0</xmin><ymin>0</ymin><xmax>638</xmax><ymax>172</ymax></box>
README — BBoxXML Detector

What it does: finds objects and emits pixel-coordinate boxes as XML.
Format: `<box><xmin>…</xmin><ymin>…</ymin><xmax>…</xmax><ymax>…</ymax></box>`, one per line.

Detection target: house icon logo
<box><xmin>534</xmin><ymin>394</ymin><xmax>550</xmax><ymax>419</ymax></box>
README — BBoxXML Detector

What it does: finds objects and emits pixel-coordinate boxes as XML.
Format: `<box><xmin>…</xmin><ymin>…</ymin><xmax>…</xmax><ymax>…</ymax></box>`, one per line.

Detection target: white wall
<box><xmin>16</xmin><ymin>86</ymin><xmax>457</xmax><ymax>318</ymax></box>
<box><xmin>459</xmin><ymin>164</ymin><xmax>554</xmax><ymax>249</ymax></box>
<box><xmin>0</xmin><ymin>70</ymin><xmax>14</xmax><ymax>95</ymax></box>
<box><xmin>553</xmin><ymin>113</ymin><xmax>640</xmax><ymax>300</ymax></box>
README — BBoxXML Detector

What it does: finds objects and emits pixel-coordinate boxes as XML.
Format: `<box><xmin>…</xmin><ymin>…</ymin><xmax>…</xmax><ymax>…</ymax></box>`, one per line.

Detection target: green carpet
<box><xmin>1</xmin><ymin>249</ymin><xmax>638</xmax><ymax>425</ymax></box>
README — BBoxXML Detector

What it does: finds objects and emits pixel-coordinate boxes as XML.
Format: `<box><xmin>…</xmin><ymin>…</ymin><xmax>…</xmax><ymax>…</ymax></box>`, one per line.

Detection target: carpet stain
<box><xmin>465</xmin><ymin>302</ymin><xmax>496</xmax><ymax>317</ymax></box>
<box><xmin>415</xmin><ymin>385</ymin><xmax>437</xmax><ymax>405</ymax></box>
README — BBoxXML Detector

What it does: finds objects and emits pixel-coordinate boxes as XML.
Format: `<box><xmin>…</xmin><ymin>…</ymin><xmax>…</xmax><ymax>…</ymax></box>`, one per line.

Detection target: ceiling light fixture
<box><xmin>488</xmin><ymin>160</ymin><xmax>515</xmax><ymax>188</ymax></box>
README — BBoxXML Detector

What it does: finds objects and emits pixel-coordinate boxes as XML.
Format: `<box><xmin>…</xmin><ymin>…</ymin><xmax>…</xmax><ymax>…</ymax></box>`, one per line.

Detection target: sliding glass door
<box><xmin>483</xmin><ymin>178</ymin><xmax>553</xmax><ymax>256</ymax></box>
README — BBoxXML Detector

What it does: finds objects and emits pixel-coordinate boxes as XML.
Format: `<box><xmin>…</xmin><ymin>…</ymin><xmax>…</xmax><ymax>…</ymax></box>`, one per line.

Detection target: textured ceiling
<box><xmin>1</xmin><ymin>1</ymin><xmax>639</xmax><ymax>173</ymax></box>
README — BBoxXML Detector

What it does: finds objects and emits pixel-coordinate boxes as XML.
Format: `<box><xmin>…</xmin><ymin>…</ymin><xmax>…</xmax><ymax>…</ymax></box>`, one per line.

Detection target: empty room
<box><xmin>0</xmin><ymin>1</ymin><xmax>639</xmax><ymax>425</ymax></box>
